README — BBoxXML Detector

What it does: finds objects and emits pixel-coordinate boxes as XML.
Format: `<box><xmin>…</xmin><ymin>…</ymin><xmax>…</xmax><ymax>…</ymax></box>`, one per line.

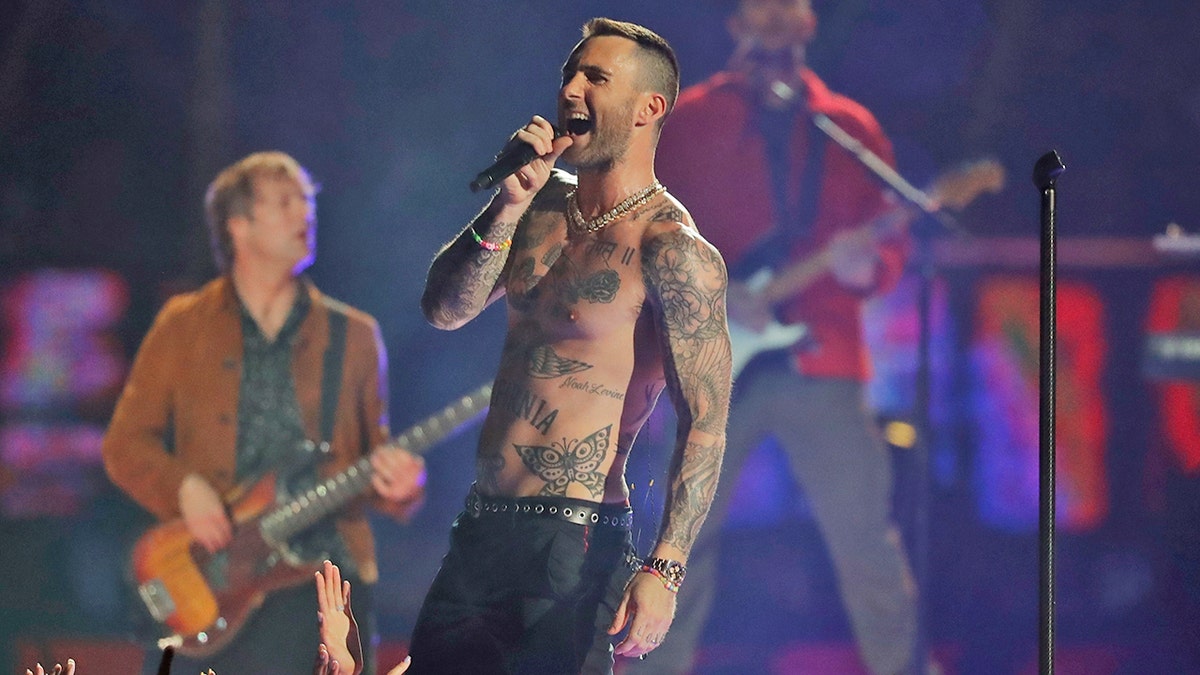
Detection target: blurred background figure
<box><xmin>629</xmin><ymin>1</ymin><xmax>920</xmax><ymax>673</ymax></box>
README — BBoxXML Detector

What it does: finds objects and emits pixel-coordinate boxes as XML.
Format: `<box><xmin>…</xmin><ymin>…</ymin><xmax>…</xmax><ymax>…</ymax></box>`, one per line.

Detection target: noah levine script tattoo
<box><xmin>559</xmin><ymin>375</ymin><xmax>625</xmax><ymax>401</ymax></box>
<box><xmin>514</xmin><ymin>425</ymin><xmax>611</xmax><ymax>498</ymax></box>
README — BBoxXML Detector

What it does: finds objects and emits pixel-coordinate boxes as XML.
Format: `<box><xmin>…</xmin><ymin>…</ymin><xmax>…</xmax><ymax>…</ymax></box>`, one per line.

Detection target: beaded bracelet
<box><xmin>640</xmin><ymin>565</ymin><xmax>681</xmax><ymax>593</ymax></box>
<box><xmin>470</xmin><ymin>225</ymin><xmax>512</xmax><ymax>252</ymax></box>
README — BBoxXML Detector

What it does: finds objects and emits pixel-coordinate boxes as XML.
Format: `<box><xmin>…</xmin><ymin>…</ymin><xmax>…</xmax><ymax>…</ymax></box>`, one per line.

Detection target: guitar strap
<box><xmin>319</xmin><ymin>305</ymin><xmax>349</xmax><ymax>448</ymax></box>
<box><xmin>734</xmin><ymin>109</ymin><xmax>828</xmax><ymax>281</ymax></box>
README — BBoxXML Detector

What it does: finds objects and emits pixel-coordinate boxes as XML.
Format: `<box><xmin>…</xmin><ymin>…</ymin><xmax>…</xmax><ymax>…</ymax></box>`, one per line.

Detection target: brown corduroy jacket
<box><xmin>102</xmin><ymin>275</ymin><xmax>398</xmax><ymax>583</ymax></box>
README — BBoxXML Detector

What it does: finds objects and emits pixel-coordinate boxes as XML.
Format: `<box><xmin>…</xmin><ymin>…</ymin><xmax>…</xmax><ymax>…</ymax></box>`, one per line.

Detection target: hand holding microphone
<box><xmin>470</xmin><ymin>116</ymin><xmax>573</xmax><ymax>201</ymax></box>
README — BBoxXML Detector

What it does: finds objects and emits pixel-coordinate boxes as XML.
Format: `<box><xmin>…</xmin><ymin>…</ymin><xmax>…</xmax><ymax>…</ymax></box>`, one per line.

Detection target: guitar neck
<box><xmin>260</xmin><ymin>382</ymin><xmax>493</xmax><ymax>545</ymax></box>
<box><xmin>759</xmin><ymin>206</ymin><xmax>910</xmax><ymax>305</ymax></box>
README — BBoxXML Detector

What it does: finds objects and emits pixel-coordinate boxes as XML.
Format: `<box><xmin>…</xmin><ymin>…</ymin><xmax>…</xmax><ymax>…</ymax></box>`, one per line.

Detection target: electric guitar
<box><xmin>729</xmin><ymin>159</ymin><xmax>1006</xmax><ymax>378</ymax></box>
<box><xmin>130</xmin><ymin>382</ymin><xmax>493</xmax><ymax>658</ymax></box>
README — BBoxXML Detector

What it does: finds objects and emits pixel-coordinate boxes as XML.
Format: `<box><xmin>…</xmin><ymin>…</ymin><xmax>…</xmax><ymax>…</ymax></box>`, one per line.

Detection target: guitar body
<box><xmin>127</xmin><ymin>381</ymin><xmax>494</xmax><ymax>659</ymax></box>
<box><xmin>729</xmin><ymin>314</ymin><xmax>809</xmax><ymax>378</ymax></box>
<box><xmin>130</xmin><ymin>472</ymin><xmax>315</xmax><ymax>658</ymax></box>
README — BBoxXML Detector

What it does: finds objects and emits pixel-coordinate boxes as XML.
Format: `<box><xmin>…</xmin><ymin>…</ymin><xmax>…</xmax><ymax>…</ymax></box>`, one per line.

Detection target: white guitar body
<box><xmin>729</xmin><ymin>319</ymin><xmax>808</xmax><ymax>378</ymax></box>
<box><xmin>728</xmin><ymin>269</ymin><xmax>809</xmax><ymax>378</ymax></box>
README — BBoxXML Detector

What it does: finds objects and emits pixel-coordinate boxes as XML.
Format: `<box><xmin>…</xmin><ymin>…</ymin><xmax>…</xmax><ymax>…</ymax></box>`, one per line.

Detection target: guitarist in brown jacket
<box><xmin>102</xmin><ymin>151</ymin><xmax>426</xmax><ymax>675</ymax></box>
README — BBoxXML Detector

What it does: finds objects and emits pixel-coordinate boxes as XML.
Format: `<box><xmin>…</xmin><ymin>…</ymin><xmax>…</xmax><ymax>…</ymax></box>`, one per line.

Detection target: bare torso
<box><xmin>476</xmin><ymin>173</ymin><xmax>683</xmax><ymax>504</ymax></box>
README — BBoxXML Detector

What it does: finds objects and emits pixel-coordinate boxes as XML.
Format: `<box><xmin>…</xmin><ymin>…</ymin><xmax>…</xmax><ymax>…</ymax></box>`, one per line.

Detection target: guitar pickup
<box><xmin>138</xmin><ymin>579</ymin><xmax>176</xmax><ymax>622</ymax></box>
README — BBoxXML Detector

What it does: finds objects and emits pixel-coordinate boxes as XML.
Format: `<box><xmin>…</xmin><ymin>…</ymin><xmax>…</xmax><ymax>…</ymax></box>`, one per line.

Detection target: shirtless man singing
<box><xmin>406</xmin><ymin>17</ymin><xmax>733</xmax><ymax>675</ymax></box>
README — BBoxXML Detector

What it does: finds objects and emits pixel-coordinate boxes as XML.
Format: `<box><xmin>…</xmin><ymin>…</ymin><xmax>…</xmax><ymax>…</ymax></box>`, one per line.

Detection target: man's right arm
<box><xmin>421</xmin><ymin>115</ymin><xmax>571</xmax><ymax>330</ymax></box>
<box><xmin>419</xmin><ymin>199</ymin><xmax>526</xmax><ymax>330</ymax></box>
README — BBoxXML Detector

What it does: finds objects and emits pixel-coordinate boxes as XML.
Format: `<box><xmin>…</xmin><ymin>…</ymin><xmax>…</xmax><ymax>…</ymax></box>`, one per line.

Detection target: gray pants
<box><xmin>629</xmin><ymin>368</ymin><xmax>917</xmax><ymax>675</ymax></box>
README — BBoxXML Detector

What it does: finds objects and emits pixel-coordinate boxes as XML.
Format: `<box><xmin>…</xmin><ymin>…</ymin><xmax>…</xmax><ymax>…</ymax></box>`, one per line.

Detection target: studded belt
<box><xmin>464</xmin><ymin>484</ymin><xmax>634</xmax><ymax>528</ymax></box>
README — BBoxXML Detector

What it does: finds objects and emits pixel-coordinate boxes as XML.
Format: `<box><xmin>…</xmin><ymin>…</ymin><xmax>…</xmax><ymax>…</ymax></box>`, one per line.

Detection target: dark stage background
<box><xmin>3</xmin><ymin>1</ymin><xmax>1200</xmax><ymax>673</ymax></box>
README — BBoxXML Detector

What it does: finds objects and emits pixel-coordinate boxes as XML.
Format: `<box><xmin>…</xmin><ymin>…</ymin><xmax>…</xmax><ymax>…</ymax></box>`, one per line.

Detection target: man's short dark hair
<box><xmin>579</xmin><ymin>18</ymin><xmax>680</xmax><ymax>127</ymax></box>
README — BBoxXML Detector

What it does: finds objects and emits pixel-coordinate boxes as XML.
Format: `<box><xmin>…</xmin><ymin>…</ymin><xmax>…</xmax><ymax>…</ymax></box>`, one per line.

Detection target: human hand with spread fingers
<box><xmin>25</xmin><ymin>660</ymin><xmax>75</xmax><ymax>675</ymax></box>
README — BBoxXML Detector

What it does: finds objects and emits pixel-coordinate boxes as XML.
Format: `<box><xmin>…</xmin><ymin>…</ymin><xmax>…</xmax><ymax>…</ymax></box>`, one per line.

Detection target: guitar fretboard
<box><xmin>259</xmin><ymin>382</ymin><xmax>493</xmax><ymax>545</ymax></box>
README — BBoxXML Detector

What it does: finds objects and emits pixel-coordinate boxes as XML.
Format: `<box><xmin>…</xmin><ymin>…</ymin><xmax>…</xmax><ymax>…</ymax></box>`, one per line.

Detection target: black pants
<box><xmin>408</xmin><ymin>496</ymin><xmax>638</xmax><ymax>675</ymax></box>
<box><xmin>141</xmin><ymin>577</ymin><xmax>376</xmax><ymax>675</ymax></box>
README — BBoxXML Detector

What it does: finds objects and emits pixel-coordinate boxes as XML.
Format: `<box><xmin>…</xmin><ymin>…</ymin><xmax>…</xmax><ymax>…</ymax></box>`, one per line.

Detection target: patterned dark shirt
<box><xmin>235</xmin><ymin>288</ymin><xmax>354</xmax><ymax>573</ymax></box>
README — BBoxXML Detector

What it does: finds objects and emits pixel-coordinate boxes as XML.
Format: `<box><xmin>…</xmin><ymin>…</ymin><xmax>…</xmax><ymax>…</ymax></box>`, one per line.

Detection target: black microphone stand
<box><xmin>810</xmin><ymin>113</ymin><xmax>967</xmax><ymax>672</ymax></box>
<box><xmin>1033</xmin><ymin>150</ymin><xmax>1065</xmax><ymax>675</ymax></box>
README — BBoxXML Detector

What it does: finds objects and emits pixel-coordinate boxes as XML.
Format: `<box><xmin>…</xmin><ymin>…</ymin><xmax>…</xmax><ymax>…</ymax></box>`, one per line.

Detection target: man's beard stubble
<box><xmin>563</xmin><ymin>102</ymin><xmax>635</xmax><ymax>173</ymax></box>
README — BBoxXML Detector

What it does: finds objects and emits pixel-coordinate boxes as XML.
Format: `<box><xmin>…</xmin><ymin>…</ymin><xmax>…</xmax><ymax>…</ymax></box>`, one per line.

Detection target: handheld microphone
<box><xmin>469</xmin><ymin>124</ymin><xmax>565</xmax><ymax>193</ymax></box>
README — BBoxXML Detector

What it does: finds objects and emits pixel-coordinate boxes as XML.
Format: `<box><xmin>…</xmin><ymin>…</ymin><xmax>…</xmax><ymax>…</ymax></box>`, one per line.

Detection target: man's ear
<box><xmin>635</xmin><ymin>91</ymin><xmax>668</xmax><ymax>129</ymax></box>
<box><xmin>227</xmin><ymin>214</ymin><xmax>250</xmax><ymax>248</ymax></box>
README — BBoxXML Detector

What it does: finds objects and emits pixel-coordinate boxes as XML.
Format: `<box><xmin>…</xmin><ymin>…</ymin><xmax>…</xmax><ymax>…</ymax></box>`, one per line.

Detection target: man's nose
<box><xmin>560</xmin><ymin>73</ymin><xmax>586</xmax><ymax>101</ymax></box>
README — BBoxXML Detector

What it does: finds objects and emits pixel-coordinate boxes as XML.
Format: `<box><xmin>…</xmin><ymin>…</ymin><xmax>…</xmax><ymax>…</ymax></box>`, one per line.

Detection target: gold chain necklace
<box><xmin>566</xmin><ymin>181</ymin><xmax>666</xmax><ymax>235</ymax></box>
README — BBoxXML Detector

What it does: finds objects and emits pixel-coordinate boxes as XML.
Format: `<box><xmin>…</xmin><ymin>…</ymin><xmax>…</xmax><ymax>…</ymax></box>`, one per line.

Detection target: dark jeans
<box><xmin>408</xmin><ymin>496</ymin><xmax>638</xmax><ymax>675</ymax></box>
<box><xmin>140</xmin><ymin>576</ymin><xmax>376</xmax><ymax>675</ymax></box>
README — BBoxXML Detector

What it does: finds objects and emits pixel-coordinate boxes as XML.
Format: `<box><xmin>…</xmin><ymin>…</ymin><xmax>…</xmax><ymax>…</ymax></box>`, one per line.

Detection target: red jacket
<box><xmin>657</xmin><ymin>69</ymin><xmax>908</xmax><ymax>381</ymax></box>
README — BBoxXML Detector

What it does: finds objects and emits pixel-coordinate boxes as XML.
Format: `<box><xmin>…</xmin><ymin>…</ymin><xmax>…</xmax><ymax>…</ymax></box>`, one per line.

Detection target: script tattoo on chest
<box><xmin>558</xmin><ymin>375</ymin><xmax>625</xmax><ymax>401</ymax></box>
<box><xmin>513</xmin><ymin>424</ymin><xmax>611</xmax><ymax>498</ymax></box>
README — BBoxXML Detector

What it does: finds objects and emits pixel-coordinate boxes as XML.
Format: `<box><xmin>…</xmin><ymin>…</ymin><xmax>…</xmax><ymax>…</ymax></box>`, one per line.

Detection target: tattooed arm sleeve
<box><xmin>642</xmin><ymin>228</ymin><xmax>733</xmax><ymax>561</ymax></box>
<box><xmin>421</xmin><ymin>197</ymin><xmax>525</xmax><ymax>330</ymax></box>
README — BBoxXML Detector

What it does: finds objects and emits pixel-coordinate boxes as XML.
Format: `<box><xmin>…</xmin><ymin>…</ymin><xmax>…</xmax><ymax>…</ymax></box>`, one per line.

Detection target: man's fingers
<box><xmin>326</xmin><ymin>561</ymin><xmax>338</xmax><ymax>601</ymax></box>
<box><xmin>608</xmin><ymin>592</ymin><xmax>631</xmax><ymax>635</ymax></box>
<box><xmin>385</xmin><ymin>655</ymin><xmax>412</xmax><ymax>675</ymax></box>
<box><xmin>547</xmin><ymin>135</ymin><xmax>574</xmax><ymax>164</ymax></box>
<box><xmin>513</xmin><ymin>129</ymin><xmax>552</xmax><ymax>157</ymax></box>
<box><xmin>316</xmin><ymin>569</ymin><xmax>330</xmax><ymax>609</ymax></box>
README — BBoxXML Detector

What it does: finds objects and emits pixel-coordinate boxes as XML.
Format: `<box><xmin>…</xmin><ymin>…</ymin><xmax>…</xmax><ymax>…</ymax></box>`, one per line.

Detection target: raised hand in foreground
<box><xmin>25</xmin><ymin>660</ymin><xmax>75</xmax><ymax>675</ymax></box>
<box><xmin>314</xmin><ymin>560</ymin><xmax>363</xmax><ymax>675</ymax></box>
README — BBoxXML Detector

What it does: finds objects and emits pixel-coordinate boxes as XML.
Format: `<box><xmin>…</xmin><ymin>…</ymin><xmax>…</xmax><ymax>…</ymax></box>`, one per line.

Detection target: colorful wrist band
<box><xmin>470</xmin><ymin>225</ymin><xmax>511</xmax><ymax>252</ymax></box>
<box><xmin>640</xmin><ymin>565</ymin><xmax>681</xmax><ymax>593</ymax></box>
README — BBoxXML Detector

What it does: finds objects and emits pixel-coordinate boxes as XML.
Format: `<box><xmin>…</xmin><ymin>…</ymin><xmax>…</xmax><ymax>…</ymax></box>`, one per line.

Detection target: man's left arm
<box><xmin>610</xmin><ymin>226</ymin><xmax>733</xmax><ymax>659</ymax></box>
